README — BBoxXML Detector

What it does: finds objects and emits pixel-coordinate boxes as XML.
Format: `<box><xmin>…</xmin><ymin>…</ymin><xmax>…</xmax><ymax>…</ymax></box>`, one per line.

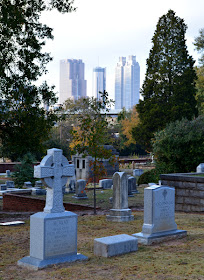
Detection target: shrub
<box><xmin>12</xmin><ymin>153</ymin><xmax>36</xmax><ymax>187</ymax></box>
<box><xmin>152</xmin><ymin>116</ymin><xmax>204</xmax><ymax>173</ymax></box>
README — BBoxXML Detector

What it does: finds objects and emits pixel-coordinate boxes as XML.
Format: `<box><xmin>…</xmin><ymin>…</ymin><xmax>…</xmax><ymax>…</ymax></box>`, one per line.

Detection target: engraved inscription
<box><xmin>45</xmin><ymin>218</ymin><xmax>76</xmax><ymax>258</ymax></box>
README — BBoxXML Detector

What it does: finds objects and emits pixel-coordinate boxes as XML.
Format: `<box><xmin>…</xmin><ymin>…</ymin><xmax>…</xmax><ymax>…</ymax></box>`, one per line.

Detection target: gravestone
<box><xmin>107</xmin><ymin>172</ymin><xmax>134</xmax><ymax>222</ymax></box>
<box><xmin>6</xmin><ymin>181</ymin><xmax>15</xmax><ymax>188</ymax></box>
<box><xmin>0</xmin><ymin>184</ymin><xmax>7</xmax><ymax>191</ymax></box>
<box><xmin>31</xmin><ymin>188</ymin><xmax>46</xmax><ymax>196</ymax></box>
<box><xmin>133</xmin><ymin>169</ymin><xmax>144</xmax><ymax>177</ymax></box>
<box><xmin>132</xmin><ymin>185</ymin><xmax>187</xmax><ymax>245</ymax></box>
<box><xmin>73</xmin><ymin>179</ymin><xmax>88</xmax><ymax>199</ymax></box>
<box><xmin>35</xmin><ymin>180</ymin><xmax>43</xmax><ymax>188</ymax></box>
<box><xmin>94</xmin><ymin>234</ymin><xmax>138</xmax><ymax>257</ymax></box>
<box><xmin>129</xmin><ymin>176</ymin><xmax>138</xmax><ymax>194</ymax></box>
<box><xmin>6</xmin><ymin>170</ymin><xmax>10</xmax><ymax>177</ymax></box>
<box><xmin>196</xmin><ymin>163</ymin><xmax>204</xmax><ymax>173</ymax></box>
<box><xmin>99</xmin><ymin>179</ymin><xmax>113</xmax><ymax>189</ymax></box>
<box><xmin>18</xmin><ymin>148</ymin><xmax>88</xmax><ymax>270</ymax></box>
<box><xmin>127</xmin><ymin>176</ymin><xmax>134</xmax><ymax>197</ymax></box>
<box><xmin>24</xmin><ymin>181</ymin><xmax>32</xmax><ymax>188</ymax></box>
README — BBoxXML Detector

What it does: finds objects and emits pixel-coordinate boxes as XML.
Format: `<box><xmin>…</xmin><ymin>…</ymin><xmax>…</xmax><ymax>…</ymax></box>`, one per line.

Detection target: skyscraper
<box><xmin>93</xmin><ymin>67</ymin><xmax>106</xmax><ymax>100</ymax></box>
<box><xmin>115</xmin><ymin>56</ymin><xmax>140</xmax><ymax>110</ymax></box>
<box><xmin>59</xmin><ymin>59</ymin><xmax>87</xmax><ymax>104</ymax></box>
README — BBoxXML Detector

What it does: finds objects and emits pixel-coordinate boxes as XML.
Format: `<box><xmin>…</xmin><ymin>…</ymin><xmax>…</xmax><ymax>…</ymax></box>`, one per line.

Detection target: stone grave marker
<box><xmin>18</xmin><ymin>148</ymin><xmax>88</xmax><ymax>270</ymax></box>
<box><xmin>0</xmin><ymin>184</ymin><xmax>7</xmax><ymax>191</ymax></box>
<box><xmin>129</xmin><ymin>176</ymin><xmax>138</xmax><ymax>194</ymax></box>
<box><xmin>94</xmin><ymin>234</ymin><xmax>138</xmax><ymax>257</ymax></box>
<box><xmin>24</xmin><ymin>181</ymin><xmax>32</xmax><ymax>188</ymax></box>
<box><xmin>0</xmin><ymin>221</ymin><xmax>25</xmax><ymax>226</ymax></box>
<box><xmin>99</xmin><ymin>179</ymin><xmax>113</xmax><ymax>189</ymax></box>
<box><xmin>35</xmin><ymin>180</ymin><xmax>43</xmax><ymax>188</ymax></box>
<box><xmin>127</xmin><ymin>176</ymin><xmax>134</xmax><ymax>197</ymax></box>
<box><xmin>73</xmin><ymin>179</ymin><xmax>88</xmax><ymax>199</ymax></box>
<box><xmin>133</xmin><ymin>169</ymin><xmax>144</xmax><ymax>177</ymax></box>
<box><xmin>6</xmin><ymin>170</ymin><xmax>10</xmax><ymax>177</ymax></box>
<box><xmin>196</xmin><ymin>163</ymin><xmax>204</xmax><ymax>173</ymax></box>
<box><xmin>107</xmin><ymin>172</ymin><xmax>134</xmax><ymax>222</ymax></box>
<box><xmin>132</xmin><ymin>185</ymin><xmax>187</xmax><ymax>245</ymax></box>
<box><xmin>6</xmin><ymin>181</ymin><xmax>15</xmax><ymax>188</ymax></box>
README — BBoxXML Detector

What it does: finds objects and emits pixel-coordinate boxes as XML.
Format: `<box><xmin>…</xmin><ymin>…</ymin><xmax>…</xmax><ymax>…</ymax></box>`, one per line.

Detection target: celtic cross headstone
<box><xmin>34</xmin><ymin>148</ymin><xmax>74</xmax><ymax>213</ymax></box>
<box><xmin>18</xmin><ymin>148</ymin><xmax>87</xmax><ymax>270</ymax></box>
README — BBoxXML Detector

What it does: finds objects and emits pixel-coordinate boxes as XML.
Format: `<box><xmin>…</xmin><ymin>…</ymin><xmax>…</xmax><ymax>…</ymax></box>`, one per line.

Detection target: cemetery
<box><xmin>0</xmin><ymin>3</ymin><xmax>204</xmax><ymax>279</ymax></box>
<box><xmin>0</xmin><ymin>149</ymin><xmax>204</xmax><ymax>279</ymax></box>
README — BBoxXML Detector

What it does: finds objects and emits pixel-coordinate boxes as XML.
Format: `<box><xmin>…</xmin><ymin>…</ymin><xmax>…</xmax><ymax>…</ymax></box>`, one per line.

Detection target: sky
<box><xmin>40</xmin><ymin>0</ymin><xmax>204</xmax><ymax>102</ymax></box>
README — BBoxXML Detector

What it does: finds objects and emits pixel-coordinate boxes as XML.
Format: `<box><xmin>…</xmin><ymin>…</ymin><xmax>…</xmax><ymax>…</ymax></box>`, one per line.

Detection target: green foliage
<box><xmin>194</xmin><ymin>29</ymin><xmax>204</xmax><ymax>115</ymax></box>
<box><xmin>133</xmin><ymin>10</ymin><xmax>197</xmax><ymax>151</ymax></box>
<box><xmin>138</xmin><ymin>169</ymin><xmax>160</xmax><ymax>185</ymax></box>
<box><xmin>12</xmin><ymin>153</ymin><xmax>36</xmax><ymax>187</ymax></box>
<box><xmin>0</xmin><ymin>0</ymin><xmax>75</xmax><ymax>161</ymax></box>
<box><xmin>153</xmin><ymin>116</ymin><xmax>204</xmax><ymax>173</ymax></box>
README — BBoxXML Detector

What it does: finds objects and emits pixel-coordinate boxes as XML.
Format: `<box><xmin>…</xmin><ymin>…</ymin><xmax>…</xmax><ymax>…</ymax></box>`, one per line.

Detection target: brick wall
<box><xmin>160</xmin><ymin>173</ymin><xmax>204</xmax><ymax>212</ymax></box>
<box><xmin>3</xmin><ymin>193</ymin><xmax>98</xmax><ymax>212</ymax></box>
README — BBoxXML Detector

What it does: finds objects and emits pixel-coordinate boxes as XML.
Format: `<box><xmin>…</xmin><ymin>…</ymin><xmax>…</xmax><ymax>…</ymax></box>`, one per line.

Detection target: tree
<box><xmin>0</xmin><ymin>0</ymin><xmax>76</xmax><ymax>160</ymax></box>
<box><xmin>133</xmin><ymin>10</ymin><xmax>198</xmax><ymax>151</ymax></box>
<box><xmin>194</xmin><ymin>29</ymin><xmax>204</xmax><ymax>115</ymax></box>
<box><xmin>152</xmin><ymin>116</ymin><xmax>204</xmax><ymax>173</ymax></box>
<box><xmin>68</xmin><ymin>91</ymin><xmax>115</xmax><ymax>214</ymax></box>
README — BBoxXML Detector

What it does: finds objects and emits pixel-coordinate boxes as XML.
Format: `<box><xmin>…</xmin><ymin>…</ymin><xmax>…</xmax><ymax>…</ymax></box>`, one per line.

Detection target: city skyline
<box><xmin>39</xmin><ymin>0</ymin><xmax>204</xmax><ymax>102</ymax></box>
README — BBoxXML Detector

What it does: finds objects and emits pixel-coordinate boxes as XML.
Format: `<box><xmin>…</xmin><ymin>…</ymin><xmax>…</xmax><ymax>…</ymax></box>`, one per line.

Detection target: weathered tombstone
<box><xmin>99</xmin><ymin>179</ymin><xmax>113</xmax><ymax>189</ymax></box>
<box><xmin>6</xmin><ymin>181</ymin><xmax>15</xmax><ymax>188</ymax></box>
<box><xmin>73</xmin><ymin>179</ymin><xmax>88</xmax><ymax>199</ymax></box>
<box><xmin>6</xmin><ymin>170</ymin><xmax>10</xmax><ymax>177</ymax></box>
<box><xmin>196</xmin><ymin>163</ymin><xmax>204</xmax><ymax>173</ymax></box>
<box><xmin>129</xmin><ymin>176</ymin><xmax>138</xmax><ymax>194</ymax></box>
<box><xmin>132</xmin><ymin>185</ymin><xmax>187</xmax><ymax>245</ymax></box>
<box><xmin>67</xmin><ymin>178</ymin><xmax>76</xmax><ymax>193</ymax></box>
<box><xmin>107</xmin><ymin>172</ymin><xmax>134</xmax><ymax>222</ymax></box>
<box><xmin>0</xmin><ymin>184</ymin><xmax>7</xmax><ymax>191</ymax></box>
<box><xmin>133</xmin><ymin>169</ymin><xmax>144</xmax><ymax>177</ymax></box>
<box><xmin>23</xmin><ymin>181</ymin><xmax>32</xmax><ymax>188</ymax></box>
<box><xmin>18</xmin><ymin>148</ymin><xmax>88</xmax><ymax>270</ymax></box>
<box><xmin>127</xmin><ymin>176</ymin><xmax>135</xmax><ymax>197</ymax></box>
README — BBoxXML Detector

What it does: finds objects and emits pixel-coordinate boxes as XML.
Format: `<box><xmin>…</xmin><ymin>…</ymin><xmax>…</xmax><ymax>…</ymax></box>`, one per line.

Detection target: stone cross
<box><xmin>34</xmin><ymin>148</ymin><xmax>75</xmax><ymax>213</ymax></box>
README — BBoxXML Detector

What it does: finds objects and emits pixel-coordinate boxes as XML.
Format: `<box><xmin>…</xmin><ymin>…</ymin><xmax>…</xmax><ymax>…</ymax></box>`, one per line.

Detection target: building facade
<box><xmin>59</xmin><ymin>59</ymin><xmax>87</xmax><ymax>104</ymax></box>
<box><xmin>93</xmin><ymin>67</ymin><xmax>106</xmax><ymax>100</ymax></box>
<box><xmin>115</xmin><ymin>56</ymin><xmax>140</xmax><ymax>110</ymax></box>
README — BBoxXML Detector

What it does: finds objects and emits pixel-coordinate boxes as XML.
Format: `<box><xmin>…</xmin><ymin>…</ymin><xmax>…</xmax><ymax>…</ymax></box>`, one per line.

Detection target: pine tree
<box><xmin>133</xmin><ymin>10</ymin><xmax>198</xmax><ymax>151</ymax></box>
<box><xmin>0</xmin><ymin>0</ymin><xmax>75</xmax><ymax>160</ymax></box>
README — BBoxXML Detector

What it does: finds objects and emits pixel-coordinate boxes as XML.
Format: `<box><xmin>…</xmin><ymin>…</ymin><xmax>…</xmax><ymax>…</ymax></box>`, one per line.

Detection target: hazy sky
<box><xmin>40</xmin><ymin>0</ymin><xmax>204</xmax><ymax>102</ymax></box>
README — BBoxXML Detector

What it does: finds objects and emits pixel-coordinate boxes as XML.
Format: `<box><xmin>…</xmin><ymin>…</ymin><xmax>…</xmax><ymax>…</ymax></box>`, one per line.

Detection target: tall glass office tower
<box><xmin>59</xmin><ymin>59</ymin><xmax>87</xmax><ymax>104</ymax></box>
<box><xmin>93</xmin><ymin>67</ymin><xmax>106</xmax><ymax>100</ymax></box>
<box><xmin>115</xmin><ymin>56</ymin><xmax>140</xmax><ymax>110</ymax></box>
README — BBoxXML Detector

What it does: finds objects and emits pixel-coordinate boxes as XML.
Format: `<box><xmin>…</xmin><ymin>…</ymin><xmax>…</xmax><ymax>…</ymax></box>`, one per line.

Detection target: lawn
<box><xmin>0</xmin><ymin>211</ymin><xmax>204</xmax><ymax>280</ymax></box>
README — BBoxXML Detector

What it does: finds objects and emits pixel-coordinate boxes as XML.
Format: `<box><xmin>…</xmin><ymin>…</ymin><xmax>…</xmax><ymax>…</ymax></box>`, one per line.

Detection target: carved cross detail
<box><xmin>34</xmin><ymin>148</ymin><xmax>75</xmax><ymax>213</ymax></box>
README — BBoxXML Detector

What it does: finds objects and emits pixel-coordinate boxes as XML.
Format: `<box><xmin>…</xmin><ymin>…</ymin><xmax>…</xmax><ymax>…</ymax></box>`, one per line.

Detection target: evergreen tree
<box><xmin>194</xmin><ymin>28</ymin><xmax>204</xmax><ymax>115</ymax></box>
<box><xmin>133</xmin><ymin>10</ymin><xmax>198</xmax><ymax>151</ymax></box>
<box><xmin>0</xmin><ymin>0</ymin><xmax>75</xmax><ymax>160</ymax></box>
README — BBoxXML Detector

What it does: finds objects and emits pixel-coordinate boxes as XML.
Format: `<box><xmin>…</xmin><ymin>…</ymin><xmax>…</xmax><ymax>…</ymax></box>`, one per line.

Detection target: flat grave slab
<box><xmin>94</xmin><ymin>234</ymin><xmax>138</xmax><ymax>257</ymax></box>
<box><xmin>0</xmin><ymin>221</ymin><xmax>25</xmax><ymax>226</ymax></box>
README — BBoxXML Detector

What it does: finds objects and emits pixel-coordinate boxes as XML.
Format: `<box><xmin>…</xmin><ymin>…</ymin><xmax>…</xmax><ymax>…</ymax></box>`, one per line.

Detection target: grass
<box><xmin>0</xmin><ymin>212</ymin><xmax>204</xmax><ymax>280</ymax></box>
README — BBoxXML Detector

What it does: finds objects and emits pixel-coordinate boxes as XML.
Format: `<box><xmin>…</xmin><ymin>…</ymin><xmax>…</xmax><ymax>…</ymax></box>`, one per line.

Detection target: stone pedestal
<box><xmin>107</xmin><ymin>209</ymin><xmax>134</xmax><ymax>222</ymax></box>
<box><xmin>18</xmin><ymin>211</ymin><xmax>87</xmax><ymax>270</ymax></box>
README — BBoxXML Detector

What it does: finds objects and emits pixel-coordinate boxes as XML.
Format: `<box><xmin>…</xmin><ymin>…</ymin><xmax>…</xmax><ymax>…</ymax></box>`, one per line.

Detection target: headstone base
<box><xmin>94</xmin><ymin>234</ymin><xmax>138</xmax><ymax>257</ymax></box>
<box><xmin>18</xmin><ymin>253</ymin><xmax>88</xmax><ymax>270</ymax></box>
<box><xmin>106</xmin><ymin>209</ymin><xmax>134</xmax><ymax>222</ymax></box>
<box><xmin>132</xmin><ymin>229</ymin><xmax>187</xmax><ymax>245</ymax></box>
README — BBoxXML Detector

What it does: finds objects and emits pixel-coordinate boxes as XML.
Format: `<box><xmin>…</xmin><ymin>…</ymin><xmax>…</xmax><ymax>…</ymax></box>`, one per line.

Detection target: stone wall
<box><xmin>3</xmin><ymin>193</ymin><xmax>98</xmax><ymax>212</ymax></box>
<box><xmin>160</xmin><ymin>173</ymin><xmax>204</xmax><ymax>212</ymax></box>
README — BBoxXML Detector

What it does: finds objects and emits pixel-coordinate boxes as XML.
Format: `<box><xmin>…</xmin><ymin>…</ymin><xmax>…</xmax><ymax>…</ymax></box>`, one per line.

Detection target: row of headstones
<box><xmin>17</xmin><ymin>149</ymin><xmax>187</xmax><ymax>270</ymax></box>
<box><xmin>0</xmin><ymin>180</ymin><xmax>46</xmax><ymax>195</ymax></box>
